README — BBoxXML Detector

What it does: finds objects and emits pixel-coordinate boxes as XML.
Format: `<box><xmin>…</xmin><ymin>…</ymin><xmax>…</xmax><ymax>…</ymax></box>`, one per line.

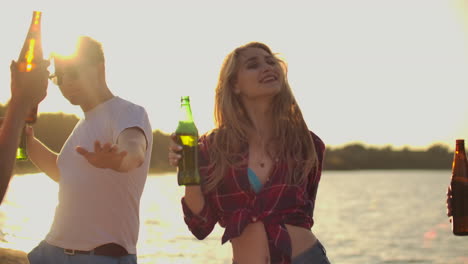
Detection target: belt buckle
<box><xmin>64</xmin><ymin>249</ymin><xmax>75</xmax><ymax>255</ymax></box>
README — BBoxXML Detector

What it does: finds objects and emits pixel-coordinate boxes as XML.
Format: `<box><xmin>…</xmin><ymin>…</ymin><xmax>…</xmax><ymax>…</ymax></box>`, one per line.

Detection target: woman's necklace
<box><xmin>260</xmin><ymin>161</ymin><xmax>265</xmax><ymax>168</ymax></box>
<box><xmin>252</xmin><ymin>129</ymin><xmax>269</xmax><ymax>168</ymax></box>
<box><xmin>259</xmin><ymin>139</ymin><xmax>267</xmax><ymax>168</ymax></box>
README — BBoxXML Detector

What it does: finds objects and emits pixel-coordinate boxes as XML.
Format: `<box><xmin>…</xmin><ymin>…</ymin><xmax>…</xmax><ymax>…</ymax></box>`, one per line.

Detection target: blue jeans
<box><xmin>28</xmin><ymin>240</ymin><xmax>137</xmax><ymax>264</ymax></box>
<box><xmin>292</xmin><ymin>240</ymin><xmax>331</xmax><ymax>264</ymax></box>
<box><xmin>232</xmin><ymin>240</ymin><xmax>331</xmax><ymax>264</ymax></box>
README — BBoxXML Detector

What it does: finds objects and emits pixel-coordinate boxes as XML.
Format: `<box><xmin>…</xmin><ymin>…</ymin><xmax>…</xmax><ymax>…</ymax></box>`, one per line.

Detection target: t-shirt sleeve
<box><xmin>112</xmin><ymin>103</ymin><xmax>152</xmax><ymax>147</ymax></box>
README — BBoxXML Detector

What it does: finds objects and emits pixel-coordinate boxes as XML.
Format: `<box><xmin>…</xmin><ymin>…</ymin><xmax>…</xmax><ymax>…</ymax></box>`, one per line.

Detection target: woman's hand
<box><xmin>168</xmin><ymin>133</ymin><xmax>182</xmax><ymax>167</ymax></box>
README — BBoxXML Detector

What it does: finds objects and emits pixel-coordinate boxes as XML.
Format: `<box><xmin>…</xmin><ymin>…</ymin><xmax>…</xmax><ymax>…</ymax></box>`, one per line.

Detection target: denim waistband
<box><xmin>232</xmin><ymin>240</ymin><xmax>330</xmax><ymax>264</ymax></box>
<box><xmin>292</xmin><ymin>240</ymin><xmax>330</xmax><ymax>264</ymax></box>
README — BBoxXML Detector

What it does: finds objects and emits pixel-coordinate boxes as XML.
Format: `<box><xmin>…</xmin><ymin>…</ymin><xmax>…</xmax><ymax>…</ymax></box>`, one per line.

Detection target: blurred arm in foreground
<box><xmin>0</xmin><ymin>60</ymin><xmax>48</xmax><ymax>203</ymax></box>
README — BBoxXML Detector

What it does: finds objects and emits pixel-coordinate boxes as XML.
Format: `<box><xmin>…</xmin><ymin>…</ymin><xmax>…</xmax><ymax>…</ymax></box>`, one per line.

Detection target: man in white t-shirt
<box><xmin>26</xmin><ymin>36</ymin><xmax>153</xmax><ymax>264</ymax></box>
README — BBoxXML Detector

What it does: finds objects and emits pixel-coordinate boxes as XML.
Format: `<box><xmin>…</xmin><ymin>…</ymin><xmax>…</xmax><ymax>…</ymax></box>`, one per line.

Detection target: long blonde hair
<box><xmin>203</xmin><ymin>42</ymin><xmax>318</xmax><ymax>193</ymax></box>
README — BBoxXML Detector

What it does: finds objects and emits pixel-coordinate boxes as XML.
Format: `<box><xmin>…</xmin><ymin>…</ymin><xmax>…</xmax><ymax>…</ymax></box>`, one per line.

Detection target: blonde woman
<box><xmin>169</xmin><ymin>42</ymin><xmax>330</xmax><ymax>264</ymax></box>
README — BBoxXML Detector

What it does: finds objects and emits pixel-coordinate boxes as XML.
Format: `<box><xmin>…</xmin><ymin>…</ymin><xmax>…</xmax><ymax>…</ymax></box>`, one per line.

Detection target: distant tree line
<box><xmin>0</xmin><ymin>104</ymin><xmax>174</xmax><ymax>174</ymax></box>
<box><xmin>1</xmin><ymin>104</ymin><xmax>454</xmax><ymax>174</ymax></box>
<box><xmin>323</xmin><ymin>143</ymin><xmax>452</xmax><ymax>170</ymax></box>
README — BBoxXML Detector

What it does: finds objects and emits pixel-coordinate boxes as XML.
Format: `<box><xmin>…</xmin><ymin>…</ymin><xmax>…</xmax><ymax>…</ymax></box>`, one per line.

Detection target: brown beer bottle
<box><xmin>450</xmin><ymin>139</ymin><xmax>468</xmax><ymax>235</ymax></box>
<box><xmin>17</xmin><ymin>10</ymin><xmax>43</xmax><ymax>124</ymax></box>
<box><xmin>175</xmin><ymin>96</ymin><xmax>201</xmax><ymax>186</ymax></box>
<box><xmin>16</xmin><ymin>11</ymin><xmax>43</xmax><ymax>161</ymax></box>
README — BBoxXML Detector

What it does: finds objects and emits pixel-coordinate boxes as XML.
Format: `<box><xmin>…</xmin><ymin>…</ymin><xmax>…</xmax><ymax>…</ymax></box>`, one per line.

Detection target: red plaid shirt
<box><xmin>181</xmin><ymin>131</ymin><xmax>325</xmax><ymax>264</ymax></box>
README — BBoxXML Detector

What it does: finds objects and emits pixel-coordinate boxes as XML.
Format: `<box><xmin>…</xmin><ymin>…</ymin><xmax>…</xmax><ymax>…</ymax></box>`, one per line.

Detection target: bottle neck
<box><xmin>176</xmin><ymin>101</ymin><xmax>198</xmax><ymax>135</ymax></box>
<box><xmin>31</xmin><ymin>11</ymin><xmax>41</xmax><ymax>32</ymax></box>
<box><xmin>453</xmin><ymin>142</ymin><xmax>468</xmax><ymax>178</ymax></box>
<box><xmin>456</xmin><ymin>143</ymin><xmax>466</xmax><ymax>155</ymax></box>
<box><xmin>18</xmin><ymin>11</ymin><xmax>43</xmax><ymax>70</ymax></box>
<box><xmin>181</xmin><ymin>103</ymin><xmax>194</xmax><ymax>122</ymax></box>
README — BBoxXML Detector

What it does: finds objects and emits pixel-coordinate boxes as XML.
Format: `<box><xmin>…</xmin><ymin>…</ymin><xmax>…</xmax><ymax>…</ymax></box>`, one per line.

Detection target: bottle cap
<box><xmin>456</xmin><ymin>139</ymin><xmax>465</xmax><ymax>145</ymax></box>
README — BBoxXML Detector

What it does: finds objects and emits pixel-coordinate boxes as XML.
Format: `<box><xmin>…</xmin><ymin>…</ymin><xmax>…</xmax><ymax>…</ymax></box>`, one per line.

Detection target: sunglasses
<box><xmin>48</xmin><ymin>64</ymin><xmax>89</xmax><ymax>85</ymax></box>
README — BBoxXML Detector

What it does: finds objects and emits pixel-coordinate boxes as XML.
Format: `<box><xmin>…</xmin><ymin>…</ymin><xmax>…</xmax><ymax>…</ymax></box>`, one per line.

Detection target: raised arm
<box><xmin>26</xmin><ymin>126</ymin><xmax>60</xmax><ymax>182</ymax></box>
<box><xmin>0</xmin><ymin>105</ymin><xmax>27</xmax><ymax>201</ymax></box>
<box><xmin>0</xmin><ymin>60</ymin><xmax>49</xmax><ymax>201</ymax></box>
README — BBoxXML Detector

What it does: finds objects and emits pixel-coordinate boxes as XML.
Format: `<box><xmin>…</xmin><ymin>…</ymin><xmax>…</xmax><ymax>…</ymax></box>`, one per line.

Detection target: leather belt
<box><xmin>63</xmin><ymin>243</ymin><xmax>129</xmax><ymax>258</ymax></box>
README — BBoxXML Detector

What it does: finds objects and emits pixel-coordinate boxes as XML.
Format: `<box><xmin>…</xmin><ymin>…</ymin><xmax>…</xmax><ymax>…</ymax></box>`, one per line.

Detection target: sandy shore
<box><xmin>0</xmin><ymin>247</ymin><xmax>28</xmax><ymax>264</ymax></box>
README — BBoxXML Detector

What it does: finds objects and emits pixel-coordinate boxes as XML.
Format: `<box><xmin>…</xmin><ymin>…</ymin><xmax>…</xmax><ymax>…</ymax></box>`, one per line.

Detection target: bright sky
<box><xmin>1</xmin><ymin>0</ymin><xmax>468</xmax><ymax>150</ymax></box>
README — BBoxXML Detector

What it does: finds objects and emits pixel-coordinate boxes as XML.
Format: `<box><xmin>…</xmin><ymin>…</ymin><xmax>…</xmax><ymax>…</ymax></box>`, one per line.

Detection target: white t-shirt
<box><xmin>45</xmin><ymin>96</ymin><xmax>153</xmax><ymax>254</ymax></box>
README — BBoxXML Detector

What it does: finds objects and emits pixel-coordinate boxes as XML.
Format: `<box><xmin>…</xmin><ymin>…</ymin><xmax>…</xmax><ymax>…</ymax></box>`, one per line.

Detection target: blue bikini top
<box><xmin>247</xmin><ymin>168</ymin><xmax>263</xmax><ymax>193</ymax></box>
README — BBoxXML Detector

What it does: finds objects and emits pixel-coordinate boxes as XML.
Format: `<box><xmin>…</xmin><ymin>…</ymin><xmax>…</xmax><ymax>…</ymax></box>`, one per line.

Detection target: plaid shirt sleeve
<box><xmin>181</xmin><ymin>196</ymin><xmax>218</xmax><ymax>240</ymax></box>
<box><xmin>180</xmin><ymin>133</ymin><xmax>219</xmax><ymax>240</ymax></box>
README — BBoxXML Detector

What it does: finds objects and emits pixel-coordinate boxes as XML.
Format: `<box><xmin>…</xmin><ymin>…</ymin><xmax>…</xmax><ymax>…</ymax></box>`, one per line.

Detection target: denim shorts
<box><xmin>232</xmin><ymin>240</ymin><xmax>330</xmax><ymax>264</ymax></box>
<box><xmin>27</xmin><ymin>240</ymin><xmax>137</xmax><ymax>264</ymax></box>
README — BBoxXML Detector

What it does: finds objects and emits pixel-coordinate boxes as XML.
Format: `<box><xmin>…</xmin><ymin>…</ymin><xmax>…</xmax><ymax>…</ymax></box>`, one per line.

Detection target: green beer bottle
<box><xmin>176</xmin><ymin>96</ymin><xmax>201</xmax><ymax>186</ymax></box>
<box><xmin>16</xmin><ymin>128</ymin><xmax>28</xmax><ymax>160</ymax></box>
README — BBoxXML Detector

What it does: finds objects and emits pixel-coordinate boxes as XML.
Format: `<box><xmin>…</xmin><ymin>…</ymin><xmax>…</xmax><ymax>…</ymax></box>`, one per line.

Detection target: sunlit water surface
<box><xmin>0</xmin><ymin>170</ymin><xmax>466</xmax><ymax>264</ymax></box>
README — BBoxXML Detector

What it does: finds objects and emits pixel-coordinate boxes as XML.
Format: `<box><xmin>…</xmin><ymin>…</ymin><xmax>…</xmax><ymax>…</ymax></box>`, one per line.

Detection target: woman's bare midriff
<box><xmin>231</xmin><ymin>221</ymin><xmax>317</xmax><ymax>264</ymax></box>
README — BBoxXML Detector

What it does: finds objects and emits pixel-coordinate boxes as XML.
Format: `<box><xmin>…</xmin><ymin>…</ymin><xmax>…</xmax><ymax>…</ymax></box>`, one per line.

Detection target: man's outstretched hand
<box><xmin>76</xmin><ymin>141</ymin><xmax>128</xmax><ymax>172</ymax></box>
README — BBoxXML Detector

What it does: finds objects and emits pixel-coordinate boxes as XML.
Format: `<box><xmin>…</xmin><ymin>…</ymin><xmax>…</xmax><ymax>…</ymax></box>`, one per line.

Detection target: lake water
<box><xmin>0</xmin><ymin>170</ymin><xmax>466</xmax><ymax>264</ymax></box>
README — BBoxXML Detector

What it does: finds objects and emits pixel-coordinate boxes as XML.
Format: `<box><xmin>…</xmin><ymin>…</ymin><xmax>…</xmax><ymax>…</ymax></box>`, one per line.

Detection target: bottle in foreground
<box><xmin>450</xmin><ymin>139</ymin><xmax>468</xmax><ymax>235</ymax></box>
<box><xmin>17</xmin><ymin>10</ymin><xmax>43</xmax><ymax>124</ymax></box>
<box><xmin>16</xmin><ymin>127</ymin><xmax>28</xmax><ymax>161</ymax></box>
<box><xmin>16</xmin><ymin>11</ymin><xmax>43</xmax><ymax>161</ymax></box>
<box><xmin>175</xmin><ymin>96</ymin><xmax>200</xmax><ymax>186</ymax></box>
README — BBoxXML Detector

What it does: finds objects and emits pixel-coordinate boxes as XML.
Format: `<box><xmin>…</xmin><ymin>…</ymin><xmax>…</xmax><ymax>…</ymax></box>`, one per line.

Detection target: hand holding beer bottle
<box><xmin>11</xmin><ymin>58</ymin><xmax>49</xmax><ymax>160</ymax></box>
<box><xmin>168</xmin><ymin>97</ymin><xmax>205</xmax><ymax>214</ymax></box>
<box><xmin>16</xmin><ymin>11</ymin><xmax>45</xmax><ymax>123</ymax></box>
<box><xmin>10</xmin><ymin>60</ymin><xmax>49</xmax><ymax>113</ymax></box>
<box><xmin>449</xmin><ymin>139</ymin><xmax>468</xmax><ymax>236</ymax></box>
<box><xmin>13</xmin><ymin>11</ymin><xmax>48</xmax><ymax>160</ymax></box>
<box><xmin>174</xmin><ymin>96</ymin><xmax>201</xmax><ymax>186</ymax></box>
<box><xmin>0</xmin><ymin>11</ymin><xmax>48</xmax><ymax>203</ymax></box>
